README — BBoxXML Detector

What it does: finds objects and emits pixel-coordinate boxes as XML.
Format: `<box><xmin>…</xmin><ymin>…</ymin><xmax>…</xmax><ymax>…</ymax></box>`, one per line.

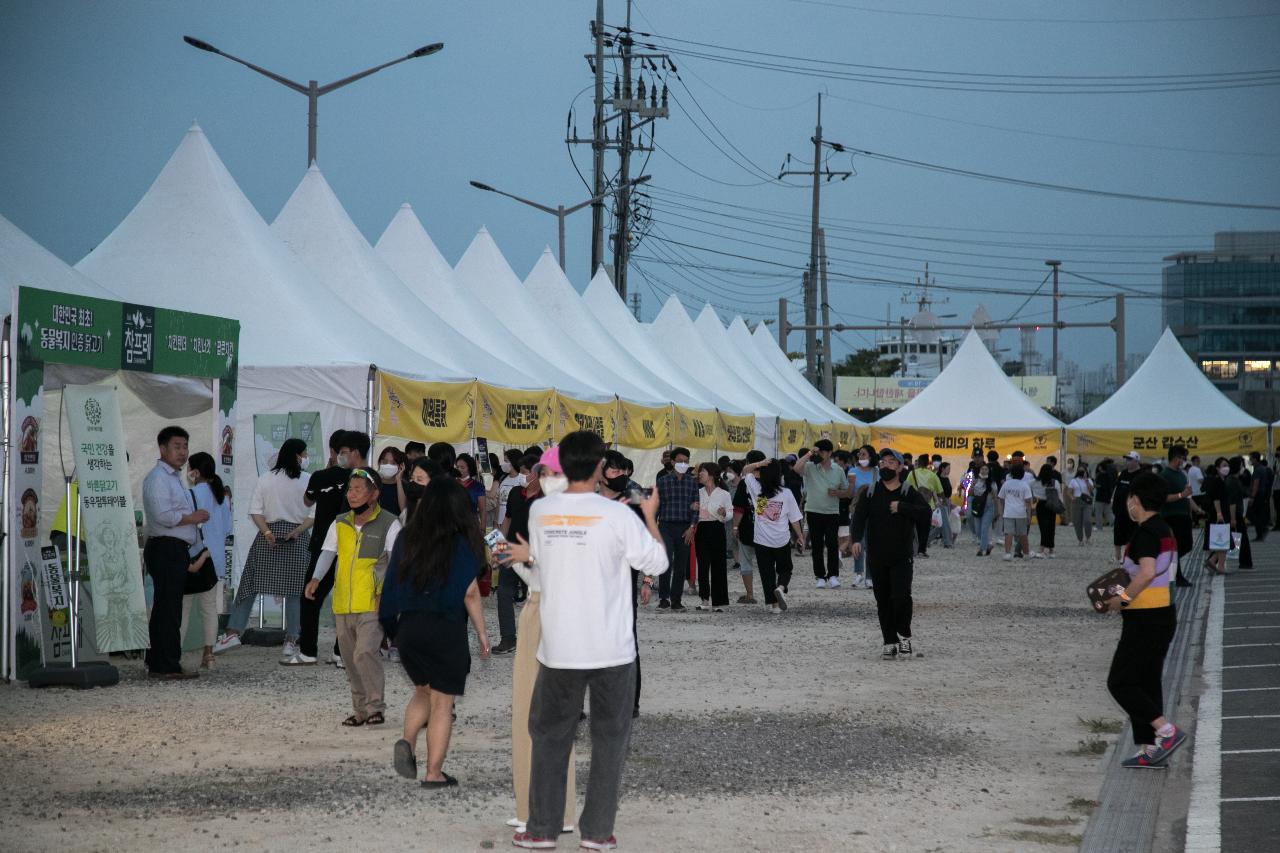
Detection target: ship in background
<box><xmin>873</xmin><ymin>263</ymin><xmax>999</xmax><ymax>379</ymax></box>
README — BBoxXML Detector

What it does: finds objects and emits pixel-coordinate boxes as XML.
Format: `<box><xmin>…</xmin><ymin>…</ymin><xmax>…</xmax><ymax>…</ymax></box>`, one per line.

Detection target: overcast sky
<box><xmin>3</xmin><ymin>1</ymin><xmax>1278</xmax><ymax>372</ymax></box>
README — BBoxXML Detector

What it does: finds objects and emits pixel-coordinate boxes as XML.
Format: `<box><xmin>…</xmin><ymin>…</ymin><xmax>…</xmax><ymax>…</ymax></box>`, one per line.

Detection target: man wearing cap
<box><xmin>793</xmin><ymin>439</ymin><xmax>848</xmax><ymax>587</ymax></box>
<box><xmin>1112</xmin><ymin>451</ymin><xmax>1144</xmax><ymax>565</ymax></box>
<box><xmin>850</xmin><ymin>449</ymin><xmax>932</xmax><ymax>660</ymax></box>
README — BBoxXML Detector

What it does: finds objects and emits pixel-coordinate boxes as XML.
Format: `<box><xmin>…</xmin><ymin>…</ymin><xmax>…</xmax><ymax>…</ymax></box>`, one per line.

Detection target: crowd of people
<box><xmin>131</xmin><ymin>421</ymin><xmax>1279</xmax><ymax>845</ymax></box>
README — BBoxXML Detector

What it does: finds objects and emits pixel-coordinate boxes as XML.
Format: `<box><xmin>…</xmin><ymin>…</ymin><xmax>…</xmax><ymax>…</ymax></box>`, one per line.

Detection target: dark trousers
<box><xmin>1036</xmin><ymin>501</ymin><xmax>1057</xmax><ymax>550</ymax></box>
<box><xmin>755</xmin><ymin>543</ymin><xmax>793</xmax><ymax>605</ymax></box>
<box><xmin>299</xmin><ymin>549</ymin><xmax>340</xmax><ymax>659</ymax></box>
<box><xmin>144</xmin><ymin>537</ymin><xmax>189</xmax><ymax>674</ymax></box>
<box><xmin>528</xmin><ymin>662</ymin><xmax>636</xmax><ymax>842</ymax></box>
<box><xmin>1273</xmin><ymin>490</ymin><xmax>1280</xmax><ymax>530</ymax></box>
<box><xmin>870</xmin><ymin>558</ymin><xmax>913</xmax><ymax>645</ymax></box>
<box><xmin>807</xmin><ymin>512</ymin><xmax>841</xmax><ymax>578</ymax></box>
<box><xmin>915</xmin><ymin>512</ymin><xmax>932</xmax><ymax>556</ymax></box>
<box><xmin>1251</xmin><ymin>493</ymin><xmax>1271</xmax><ymax>540</ymax></box>
<box><xmin>695</xmin><ymin>521</ymin><xmax>729</xmax><ymax>606</ymax></box>
<box><xmin>1107</xmin><ymin>615</ymin><xmax>1176</xmax><ymax>745</ymax></box>
<box><xmin>658</xmin><ymin>521</ymin><xmax>691</xmax><ymax>605</ymax></box>
<box><xmin>497</xmin><ymin>563</ymin><xmax>519</xmax><ymax>643</ymax></box>
<box><xmin>1236</xmin><ymin>515</ymin><xmax>1254</xmax><ymax>569</ymax></box>
<box><xmin>630</xmin><ymin>570</ymin><xmax>642</xmax><ymax>712</ymax></box>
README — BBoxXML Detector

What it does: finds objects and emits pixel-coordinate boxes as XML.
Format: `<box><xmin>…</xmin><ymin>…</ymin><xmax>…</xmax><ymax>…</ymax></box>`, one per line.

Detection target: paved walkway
<box><xmin>1186</xmin><ymin>532</ymin><xmax>1280</xmax><ymax>852</ymax></box>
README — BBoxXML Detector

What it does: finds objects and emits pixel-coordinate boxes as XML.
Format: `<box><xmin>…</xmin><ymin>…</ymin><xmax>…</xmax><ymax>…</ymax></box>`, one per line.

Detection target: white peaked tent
<box><xmin>648</xmin><ymin>297</ymin><xmax>779</xmax><ymax>419</ymax></box>
<box><xmin>693</xmin><ymin>306</ymin><xmax>829</xmax><ymax>424</ymax></box>
<box><xmin>523</xmin><ymin>254</ymin><xmax>700</xmax><ymax>406</ymax></box>
<box><xmin>1068</xmin><ymin>327</ymin><xmax>1268</xmax><ymax>458</ymax></box>
<box><xmin>734</xmin><ymin>318</ymin><xmax>860</xmax><ymax>427</ymax></box>
<box><xmin>747</xmin><ymin>323</ymin><xmax>858</xmax><ymax>426</ymax></box>
<box><xmin>74</xmin><ymin>124</ymin><xmax>428</xmax><ymax>579</ymax></box>
<box><xmin>580</xmin><ymin>271</ymin><xmax>746</xmax><ymax>413</ymax></box>
<box><xmin>1</xmin><ymin>214</ymin><xmax>121</xmax><ymax>302</ymax></box>
<box><xmin>521</xmin><ymin>251</ymin><xmax>668</xmax><ymax>404</ymax></box>
<box><xmin>452</xmin><ymin>229</ymin><xmax>609</xmax><ymax>399</ymax></box>
<box><xmin>271</xmin><ymin>167</ymin><xmax>531</xmax><ymax>388</ymax></box>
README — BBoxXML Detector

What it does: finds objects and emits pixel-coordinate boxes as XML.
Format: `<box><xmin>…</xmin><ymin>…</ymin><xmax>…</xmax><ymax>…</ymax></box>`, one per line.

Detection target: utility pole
<box><xmin>819</xmin><ymin>228</ymin><xmax>834</xmax><ymax>401</ymax></box>
<box><xmin>1046</xmin><ymin>260</ymin><xmax>1061</xmax><ymax>407</ymax></box>
<box><xmin>590</xmin><ymin>0</ymin><xmax>607</xmax><ymax>276</ymax></box>
<box><xmin>778</xmin><ymin>93</ymin><xmax>850</xmax><ymax>388</ymax></box>
<box><xmin>1114</xmin><ymin>294</ymin><xmax>1126</xmax><ymax>389</ymax></box>
<box><xmin>613</xmin><ymin>1</ymin><xmax>636</xmax><ymax>301</ymax></box>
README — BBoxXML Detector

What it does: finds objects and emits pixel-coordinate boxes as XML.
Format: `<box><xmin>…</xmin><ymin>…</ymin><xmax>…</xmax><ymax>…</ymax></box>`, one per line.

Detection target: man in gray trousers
<box><xmin>510</xmin><ymin>430</ymin><xmax>668</xmax><ymax>851</ymax></box>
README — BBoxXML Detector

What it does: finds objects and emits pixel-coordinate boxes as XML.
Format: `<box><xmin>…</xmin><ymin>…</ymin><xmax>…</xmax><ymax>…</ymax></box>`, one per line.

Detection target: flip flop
<box><xmin>341</xmin><ymin>715</ymin><xmax>365</xmax><ymax>727</ymax></box>
<box><xmin>393</xmin><ymin>739</ymin><xmax>417</xmax><ymax>779</ymax></box>
<box><xmin>421</xmin><ymin>772</ymin><xmax>457</xmax><ymax>789</ymax></box>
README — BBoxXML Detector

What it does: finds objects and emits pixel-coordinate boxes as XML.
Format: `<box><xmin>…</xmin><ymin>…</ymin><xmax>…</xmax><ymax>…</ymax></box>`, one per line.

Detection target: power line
<box><xmin>788</xmin><ymin>0</ymin><xmax>1280</xmax><ymax>25</ymax></box>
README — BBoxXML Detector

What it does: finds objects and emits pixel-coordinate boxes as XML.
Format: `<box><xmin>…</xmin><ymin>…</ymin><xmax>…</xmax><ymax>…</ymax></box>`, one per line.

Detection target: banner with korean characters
<box><xmin>1067</xmin><ymin>427</ymin><xmax>1267</xmax><ymax>459</ymax></box>
<box><xmin>778</xmin><ymin>419</ymin><xmax>807</xmax><ymax>455</ymax></box>
<box><xmin>554</xmin><ymin>394</ymin><xmax>618</xmax><ymax>444</ymax></box>
<box><xmin>63</xmin><ymin>385</ymin><xmax>150</xmax><ymax>653</ymax></box>
<box><xmin>870</xmin><ymin>426</ymin><xmax>1063</xmax><ymax>468</ymax></box>
<box><xmin>715</xmin><ymin>411</ymin><xmax>755</xmax><ymax>453</ymax></box>
<box><xmin>618</xmin><ymin>401</ymin><xmax>671</xmax><ymax>450</ymax></box>
<box><xmin>475</xmin><ymin>384</ymin><xmax>554</xmax><ymax>446</ymax></box>
<box><xmin>673</xmin><ymin>406</ymin><xmax>718</xmax><ymax>450</ymax></box>
<box><xmin>35</xmin><ymin>545</ymin><xmax>104</xmax><ymax>668</ymax></box>
<box><xmin>376</xmin><ymin>372</ymin><xmax>476</xmax><ymax>445</ymax></box>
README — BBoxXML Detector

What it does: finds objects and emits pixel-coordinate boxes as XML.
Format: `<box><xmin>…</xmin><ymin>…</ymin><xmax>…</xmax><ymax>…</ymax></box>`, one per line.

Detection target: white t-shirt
<box><xmin>497</xmin><ymin>474</ymin><xmax>525</xmax><ymax>525</ymax></box>
<box><xmin>998</xmin><ymin>477</ymin><xmax>1034</xmax><ymax>519</ymax></box>
<box><xmin>744</xmin><ymin>475</ymin><xmax>803</xmax><ymax>548</ymax></box>
<box><xmin>698</xmin><ymin>487</ymin><xmax>732</xmax><ymax>522</ymax></box>
<box><xmin>1186</xmin><ymin>465</ymin><xmax>1204</xmax><ymax>496</ymax></box>
<box><xmin>248</xmin><ymin>469</ymin><xmax>314</xmax><ymax>524</ymax></box>
<box><xmin>1068</xmin><ymin>477</ymin><xmax>1092</xmax><ymax>499</ymax></box>
<box><xmin>529</xmin><ymin>492</ymin><xmax>669</xmax><ymax>670</ymax></box>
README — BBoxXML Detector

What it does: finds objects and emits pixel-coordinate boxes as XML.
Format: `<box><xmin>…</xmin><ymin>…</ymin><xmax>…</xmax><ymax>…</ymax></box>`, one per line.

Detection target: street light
<box><xmin>468</xmin><ymin>176</ymin><xmax>651</xmax><ymax>271</ymax></box>
<box><xmin>183</xmin><ymin>35</ymin><xmax>443</xmax><ymax>166</ymax></box>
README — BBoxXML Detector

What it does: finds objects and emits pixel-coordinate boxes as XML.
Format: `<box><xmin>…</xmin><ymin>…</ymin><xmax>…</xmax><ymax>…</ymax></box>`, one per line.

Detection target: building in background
<box><xmin>1164</xmin><ymin>231</ymin><xmax>1280</xmax><ymax>423</ymax></box>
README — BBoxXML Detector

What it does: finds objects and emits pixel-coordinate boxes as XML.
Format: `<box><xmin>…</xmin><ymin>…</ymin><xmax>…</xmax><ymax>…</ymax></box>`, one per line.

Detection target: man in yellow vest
<box><xmin>305</xmin><ymin>466</ymin><xmax>401</xmax><ymax>726</ymax></box>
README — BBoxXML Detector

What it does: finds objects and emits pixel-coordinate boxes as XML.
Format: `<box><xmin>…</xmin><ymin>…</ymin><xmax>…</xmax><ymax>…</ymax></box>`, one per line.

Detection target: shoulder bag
<box><xmin>184</xmin><ymin>488</ymin><xmax>218</xmax><ymax>595</ymax></box>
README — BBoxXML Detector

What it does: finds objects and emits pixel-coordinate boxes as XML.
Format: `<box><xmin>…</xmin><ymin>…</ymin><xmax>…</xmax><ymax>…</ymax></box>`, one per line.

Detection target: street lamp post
<box><xmin>183</xmin><ymin>35</ymin><xmax>443</xmax><ymax>166</ymax></box>
<box><xmin>468</xmin><ymin>176</ymin><xmax>650</xmax><ymax>271</ymax></box>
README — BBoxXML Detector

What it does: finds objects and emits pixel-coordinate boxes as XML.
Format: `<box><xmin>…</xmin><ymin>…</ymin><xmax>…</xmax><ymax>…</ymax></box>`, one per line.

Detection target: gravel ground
<box><xmin>1</xmin><ymin>531</ymin><xmax>1130</xmax><ymax>852</ymax></box>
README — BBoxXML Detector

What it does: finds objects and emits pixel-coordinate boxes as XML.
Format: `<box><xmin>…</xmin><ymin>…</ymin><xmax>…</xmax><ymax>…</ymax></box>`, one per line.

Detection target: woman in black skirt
<box><xmin>379</xmin><ymin>478</ymin><xmax>490</xmax><ymax>788</ymax></box>
<box><xmin>694</xmin><ymin>462</ymin><xmax>732</xmax><ymax>611</ymax></box>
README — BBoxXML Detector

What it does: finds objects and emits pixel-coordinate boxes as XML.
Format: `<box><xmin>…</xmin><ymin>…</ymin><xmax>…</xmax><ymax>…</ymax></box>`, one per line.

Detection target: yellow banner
<box><xmin>832</xmin><ymin>422</ymin><xmax>857</xmax><ymax>451</ymax></box>
<box><xmin>1067</xmin><ymin>427</ymin><xmax>1267</xmax><ymax>459</ymax></box>
<box><xmin>377</xmin><ymin>373</ymin><xmax>475</xmax><ymax>444</ymax></box>
<box><xmin>716</xmin><ymin>411</ymin><xmax>755</xmax><ymax>453</ymax></box>
<box><xmin>553</xmin><ymin>394</ymin><xmax>618</xmax><ymax>443</ymax></box>
<box><xmin>806</xmin><ymin>422</ymin><xmax>835</xmax><ymax>447</ymax></box>
<box><xmin>618</xmin><ymin>401</ymin><xmax>671</xmax><ymax>450</ymax></box>
<box><xmin>870</xmin><ymin>426</ymin><xmax>1062</xmax><ymax>462</ymax></box>
<box><xmin>778</xmin><ymin>419</ymin><xmax>807</xmax><ymax>454</ymax></box>
<box><xmin>673</xmin><ymin>406</ymin><xmax>718</xmax><ymax>450</ymax></box>
<box><xmin>475</xmin><ymin>383</ymin><xmax>554</xmax><ymax>446</ymax></box>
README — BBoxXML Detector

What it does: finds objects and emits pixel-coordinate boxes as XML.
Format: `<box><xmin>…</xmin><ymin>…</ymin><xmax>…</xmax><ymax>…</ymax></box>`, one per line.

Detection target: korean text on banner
<box><xmin>619</xmin><ymin>401</ymin><xmax>671</xmax><ymax>450</ymax></box>
<box><xmin>555</xmin><ymin>394</ymin><xmax>618</xmax><ymax>443</ymax></box>
<box><xmin>63</xmin><ymin>385</ymin><xmax>149</xmax><ymax>653</ymax></box>
<box><xmin>673</xmin><ymin>406</ymin><xmax>718</xmax><ymax>450</ymax></box>
<box><xmin>778</xmin><ymin>419</ymin><xmax>807</xmax><ymax>454</ymax></box>
<box><xmin>716</xmin><ymin>411</ymin><xmax>755</xmax><ymax>453</ymax></box>
<box><xmin>872</xmin><ymin>426</ymin><xmax>1061</xmax><ymax>462</ymax></box>
<box><xmin>1068</xmin><ymin>427</ymin><xmax>1267</xmax><ymax>459</ymax></box>
<box><xmin>377</xmin><ymin>372</ymin><xmax>476</xmax><ymax>445</ymax></box>
<box><xmin>806</xmin><ymin>422</ymin><xmax>834</xmax><ymax>448</ymax></box>
<box><xmin>476</xmin><ymin>384</ymin><xmax>553</xmax><ymax>446</ymax></box>
<box><xmin>832</xmin><ymin>423</ymin><xmax>856</xmax><ymax>451</ymax></box>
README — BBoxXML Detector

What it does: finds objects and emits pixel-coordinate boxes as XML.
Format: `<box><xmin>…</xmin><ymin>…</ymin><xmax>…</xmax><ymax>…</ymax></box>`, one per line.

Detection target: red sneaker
<box><xmin>579</xmin><ymin>837</ymin><xmax>618</xmax><ymax>851</ymax></box>
<box><xmin>512</xmin><ymin>833</ymin><xmax>557</xmax><ymax>849</ymax></box>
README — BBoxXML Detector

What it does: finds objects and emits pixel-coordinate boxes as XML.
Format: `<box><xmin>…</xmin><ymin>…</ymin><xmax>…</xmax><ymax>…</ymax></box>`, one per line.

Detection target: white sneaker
<box><xmin>282</xmin><ymin>640</ymin><xmax>299</xmax><ymax>659</ymax></box>
<box><xmin>280</xmin><ymin>652</ymin><xmax>317</xmax><ymax>666</ymax></box>
<box><xmin>212</xmin><ymin>633</ymin><xmax>241</xmax><ymax>654</ymax></box>
<box><xmin>334</xmin><ymin>654</ymin><xmax>346</xmax><ymax>670</ymax></box>
<box><xmin>388</xmin><ymin>647</ymin><xmax>400</xmax><ymax>663</ymax></box>
<box><xmin>1002</xmin><ymin>553</ymin><xmax>1013</xmax><ymax>562</ymax></box>
<box><xmin>506</xmin><ymin>818</ymin><xmax>525</xmax><ymax>831</ymax></box>
<box><xmin>815</xmin><ymin>577</ymin><xmax>827</xmax><ymax>588</ymax></box>
<box><xmin>774</xmin><ymin>586</ymin><xmax>788</xmax><ymax>611</ymax></box>
<box><xmin>1047</xmin><ymin>552</ymin><xmax>1056</xmax><ymax>559</ymax></box>
<box><xmin>770</xmin><ymin>605</ymin><xmax>782</xmax><ymax>615</ymax></box>
<box><xmin>1030</xmin><ymin>552</ymin><xmax>1044</xmax><ymax>560</ymax></box>
<box><xmin>827</xmin><ymin>576</ymin><xmax>841</xmax><ymax>589</ymax></box>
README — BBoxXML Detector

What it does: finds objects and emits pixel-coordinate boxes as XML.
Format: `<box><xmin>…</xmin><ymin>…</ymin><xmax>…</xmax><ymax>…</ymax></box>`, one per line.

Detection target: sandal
<box><xmin>421</xmin><ymin>772</ymin><xmax>457</xmax><ymax>789</ymax></box>
<box><xmin>341</xmin><ymin>715</ymin><xmax>365</xmax><ymax>727</ymax></box>
<box><xmin>365</xmin><ymin>711</ymin><xmax>386</xmax><ymax>726</ymax></box>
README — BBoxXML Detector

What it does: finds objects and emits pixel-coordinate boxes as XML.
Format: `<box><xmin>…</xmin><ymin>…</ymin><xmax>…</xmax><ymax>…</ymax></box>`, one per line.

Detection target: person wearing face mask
<box><xmin>1202</xmin><ymin>458</ymin><xmax>1230</xmax><ymax>575</ymax></box>
<box><xmin>1112</xmin><ymin>451</ymin><xmax>1144</xmax><ymax>565</ymax></box>
<box><xmin>455</xmin><ymin>453</ymin><xmax>488</xmax><ymax>527</ymax></box>
<box><xmin>305</xmin><ymin>467</ymin><xmax>401</xmax><ymax>726</ymax></box>
<box><xmin>846</xmin><ymin>445</ymin><xmax>878</xmax><ymax>587</ymax></box>
<box><xmin>297</xmin><ymin>430</ymin><xmax>368</xmax><ymax>667</ymax></box>
<box><xmin>654</xmin><ymin>447</ymin><xmax>700</xmax><ymax>611</ymax></box>
<box><xmin>1226</xmin><ymin>457</ymin><xmax>1253</xmax><ymax>570</ymax></box>
<box><xmin>401</xmin><ymin>457</ymin><xmax>441</xmax><ymax>521</ymax></box>
<box><xmin>376</xmin><ymin>446</ymin><xmax>408</xmax><ymax>515</ymax></box>
<box><xmin>598</xmin><ymin>450</ymin><xmax>647</xmax><ymax>717</ymax></box>
<box><xmin>214</xmin><ymin>438</ymin><xmax>314</xmax><ymax>661</ymax></box>
<box><xmin>179</xmin><ymin>451</ymin><xmax>234</xmax><ymax>670</ymax></box>
<box><xmin>496</xmin><ymin>449</ymin><xmax>526</xmax><ymax>528</ymax></box>
<box><xmin>495</xmin><ymin>455</ymin><xmax>558</xmax><ymax>655</ymax></box>
<box><xmin>694</xmin><ymin>462</ymin><xmax>732</xmax><ymax>611</ymax></box>
<box><xmin>849</xmin><ymin>449</ymin><xmax>932</xmax><ymax>659</ymax></box>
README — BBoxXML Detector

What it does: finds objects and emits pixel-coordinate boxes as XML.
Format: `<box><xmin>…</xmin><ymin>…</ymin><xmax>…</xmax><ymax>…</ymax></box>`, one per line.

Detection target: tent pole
<box><xmin>365</xmin><ymin>365</ymin><xmax>377</xmax><ymax>443</ymax></box>
<box><xmin>69</xmin><ymin>479</ymin><xmax>80</xmax><ymax>669</ymax></box>
<box><xmin>1</xmin><ymin>326</ymin><xmax>10</xmax><ymax>681</ymax></box>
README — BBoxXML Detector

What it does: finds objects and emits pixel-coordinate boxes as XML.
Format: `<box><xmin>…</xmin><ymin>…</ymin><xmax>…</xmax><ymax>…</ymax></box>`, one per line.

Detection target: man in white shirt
<box><xmin>997</xmin><ymin>463</ymin><xmax>1035</xmax><ymax>562</ymax></box>
<box><xmin>1186</xmin><ymin>455</ymin><xmax>1205</xmax><ymax>498</ymax></box>
<box><xmin>514</xmin><ymin>431</ymin><xmax>667</xmax><ymax>851</ymax></box>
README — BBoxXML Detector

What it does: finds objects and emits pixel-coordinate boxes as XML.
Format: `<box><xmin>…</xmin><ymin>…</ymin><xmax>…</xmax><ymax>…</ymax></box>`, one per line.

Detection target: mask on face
<box><xmin>724</xmin><ymin>471</ymin><xmax>737</xmax><ymax>482</ymax></box>
<box><xmin>349</xmin><ymin>500</ymin><xmax>371</xmax><ymax>515</ymax></box>
<box><xmin>541</xmin><ymin>474</ymin><xmax>569</xmax><ymax>496</ymax></box>
<box><xmin>336</xmin><ymin>452</ymin><xmax>350</xmax><ymax>468</ymax></box>
<box><xmin>378</xmin><ymin>463</ymin><xmax>399</xmax><ymax>479</ymax></box>
<box><xmin>879</xmin><ymin>466</ymin><xmax>897</xmax><ymax>482</ymax></box>
<box><xmin>298</xmin><ymin>456</ymin><xmax>309</xmax><ymax>470</ymax></box>
<box><xmin>673</xmin><ymin>461</ymin><xmax>690</xmax><ymax>474</ymax></box>
<box><xmin>402</xmin><ymin>481</ymin><xmax>425</xmax><ymax>503</ymax></box>
<box><xmin>1219</xmin><ymin>465</ymin><xmax>1230</xmax><ymax>476</ymax></box>
<box><xmin>603</xmin><ymin>473</ymin><xmax>630</xmax><ymax>494</ymax></box>
<box><xmin>857</xmin><ymin>458</ymin><xmax>870</xmax><ymax>467</ymax></box>
<box><xmin>500</xmin><ymin>460</ymin><xmax>513</xmax><ymax>474</ymax></box>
